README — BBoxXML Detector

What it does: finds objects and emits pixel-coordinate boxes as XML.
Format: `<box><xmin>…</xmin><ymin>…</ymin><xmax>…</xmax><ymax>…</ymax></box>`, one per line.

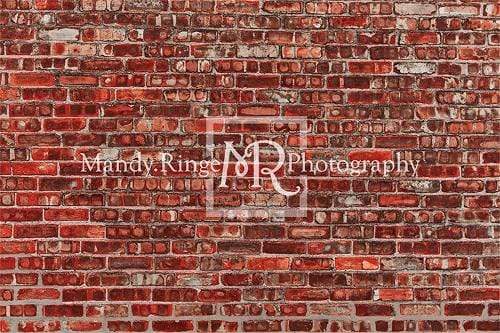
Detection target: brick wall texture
<box><xmin>0</xmin><ymin>0</ymin><xmax>499</xmax><ymax>332</ymax></box>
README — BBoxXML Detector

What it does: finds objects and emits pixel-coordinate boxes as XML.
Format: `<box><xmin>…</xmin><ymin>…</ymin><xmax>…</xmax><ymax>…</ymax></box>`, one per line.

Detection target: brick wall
<box><xmin>0</xmin><ymin>0</ymin><xmax>499</xmax><ymax>332</ymax></box>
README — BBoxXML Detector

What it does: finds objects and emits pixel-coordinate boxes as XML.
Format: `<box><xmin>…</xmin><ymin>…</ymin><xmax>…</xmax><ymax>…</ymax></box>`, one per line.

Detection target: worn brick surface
<box><xmin>0</xmin><ymin>0</ymin><xmax>499</xmax><ymax>332</ymax></box>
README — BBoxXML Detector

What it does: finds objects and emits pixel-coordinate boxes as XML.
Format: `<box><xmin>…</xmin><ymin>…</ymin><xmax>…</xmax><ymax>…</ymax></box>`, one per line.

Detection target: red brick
<box><xmin>379</xmin><ymin>195</ymin><xmax>419</xmax><ymax>207</ymax></box>
<box><xmin>247</xmin><ymin>258</ymin><xmax>289</xmax><ymax>270</ymax></box>
<box><xmin>349</xmin><ymin>150</ymin><xmax>393</xmax><ymax>162</ymax></box>
<box><xmin>377</xmin><ymin>288</ymin><xmax>413</xmax><ymax>301</ymax></box>
<box><xmin>356</xmin><ymin>304</ymin><xmax>394</xmax><ymax>316</ymax></box>
<box><xmin>152</xmin><ymin>321</ymin><xmax>194</xmax><ymax>332</ymax></box>
<box><xmin>336</xmin><ymin>257</ymin><xmax>379</xmax><ymax>270</ymax></box>
<box><xmin>10</xmin><ymin>73</ymin><xmax>55</xmax><ymax>87</ymax></box>
<box><xmin>445</xmin><ymin>304</ymin><xmax>484</xmax><ymax>316</ymax></box>
<box><xmin>237</xmin><ymin>75</ymin><xmax>280</xmax><ymax>88</ymax></box>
